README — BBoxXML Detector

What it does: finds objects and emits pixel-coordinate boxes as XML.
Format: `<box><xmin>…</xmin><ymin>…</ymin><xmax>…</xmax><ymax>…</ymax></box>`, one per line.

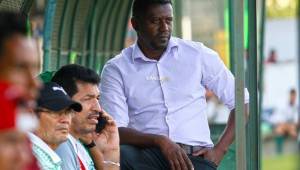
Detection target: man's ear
<box><xmin>131</xmin><ymin>17</ymin><xmax>139</xmax><ymax>31</ymax></box>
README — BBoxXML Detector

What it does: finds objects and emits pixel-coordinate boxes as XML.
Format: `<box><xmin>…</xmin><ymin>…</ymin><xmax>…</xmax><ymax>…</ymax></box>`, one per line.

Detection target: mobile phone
<box><xmin>95</xmin><ymin>112</ymin><xmax>108</xmax><ymax>133</ymax></box>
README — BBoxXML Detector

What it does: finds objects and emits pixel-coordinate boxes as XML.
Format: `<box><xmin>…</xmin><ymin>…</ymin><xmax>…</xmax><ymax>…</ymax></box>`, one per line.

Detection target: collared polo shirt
<box><xmin>56</xmin><ymin>134</ymin><xmax>95</xmax><ymax>170</ymax></box>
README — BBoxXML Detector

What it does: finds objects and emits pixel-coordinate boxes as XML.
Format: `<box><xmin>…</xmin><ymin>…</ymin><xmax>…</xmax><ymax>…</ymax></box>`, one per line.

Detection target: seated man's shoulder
<box><xmin>55</xmin><ymin>139</ymin><xmax>73</xmax><ymax>155</ymax></box>
<box><xmin>55</xmin><ymin>139</ymin><xmax>78</xmax><ymax>169</ymax></box>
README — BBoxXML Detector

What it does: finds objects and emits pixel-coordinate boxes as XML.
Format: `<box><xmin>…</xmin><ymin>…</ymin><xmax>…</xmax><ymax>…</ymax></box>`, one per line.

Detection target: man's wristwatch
<box><xmin>84</xmin><ymin>140</ymin><xmax>96</xmax><ymax>149</ymax></box>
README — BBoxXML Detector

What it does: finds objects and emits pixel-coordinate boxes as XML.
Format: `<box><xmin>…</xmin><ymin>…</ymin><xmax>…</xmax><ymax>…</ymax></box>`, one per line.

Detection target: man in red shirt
<box><xmin>0</xmin><ymin>11</ymin><xmax>41</xmax><ymax>170</ymax></box>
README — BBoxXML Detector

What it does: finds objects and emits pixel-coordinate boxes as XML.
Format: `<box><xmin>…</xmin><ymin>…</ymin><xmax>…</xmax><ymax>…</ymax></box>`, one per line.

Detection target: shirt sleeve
<box><xmin>200</xmin><ymin>44</ymin><xmax>249</xmax><ymax>111</ymax></box>
<box><xmin>99</xmin><ymin>61</ymin><xmax>129</xmax><ymax>127</ymax></box>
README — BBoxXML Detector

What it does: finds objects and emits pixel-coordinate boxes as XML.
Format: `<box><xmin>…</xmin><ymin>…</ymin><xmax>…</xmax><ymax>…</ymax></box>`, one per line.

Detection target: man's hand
<box><xmin>94</xmin><ymin>110</ymin><xmax>120</xmax><ymax>158</ymax></box>
<box><xmin>191</xmin><ymin>108</ymin><xmax>237</xmax><ymax>167</ymax></box>
<box><xmin>192</xmin><ymin>146</ymin><xmax>225</xmax><ymax>166</ymax></box>
<box><xmin>155</xmin><ymin>136</ymin><xmax>194</xmax><ymax>170</ymax></box>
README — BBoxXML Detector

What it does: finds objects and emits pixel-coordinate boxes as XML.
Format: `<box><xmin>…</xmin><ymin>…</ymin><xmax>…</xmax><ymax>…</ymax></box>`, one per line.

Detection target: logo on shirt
<box><xmin>146</xmin><ymin>75</ymin><xmax>170</xmax><ymax>82</ymax></box>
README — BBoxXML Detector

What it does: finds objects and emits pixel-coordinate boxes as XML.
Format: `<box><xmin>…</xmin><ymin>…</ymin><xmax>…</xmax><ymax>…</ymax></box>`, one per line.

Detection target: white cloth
<box><xmin>28</xmin><ymin>132</ymin><xmax>62</xmax><ymax>170</ymax></box>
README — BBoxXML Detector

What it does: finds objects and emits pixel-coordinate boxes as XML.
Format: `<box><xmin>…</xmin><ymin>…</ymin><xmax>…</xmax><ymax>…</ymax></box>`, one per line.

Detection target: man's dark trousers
<box><xmin>120</xmin><ymin>145</ymin><xmax>218</xmax><ymax>170</ymax></box>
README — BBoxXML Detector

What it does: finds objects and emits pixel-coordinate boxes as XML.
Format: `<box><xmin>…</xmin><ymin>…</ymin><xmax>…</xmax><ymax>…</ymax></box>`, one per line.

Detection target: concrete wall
<box><xmin>264</xmin><ymin>18</ymin><xmax>297</xmax><ymax>61</ymax></box>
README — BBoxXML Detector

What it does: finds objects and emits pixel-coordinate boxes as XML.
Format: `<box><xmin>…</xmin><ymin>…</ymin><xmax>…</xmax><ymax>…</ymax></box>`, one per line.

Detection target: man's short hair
<box><xmin>132</xmin><ymin>0</ymin><xmax>172</xmax><ymax>18</ymax></box>
<box><xmin>51</xmin><ymin>64</ymin><xmax>100</xmax><ymax>97</ymax></box>
<box><xmin>0</xmin><ymin>11</ymin><xmax>27</xmax><ymax>56</ymax></box>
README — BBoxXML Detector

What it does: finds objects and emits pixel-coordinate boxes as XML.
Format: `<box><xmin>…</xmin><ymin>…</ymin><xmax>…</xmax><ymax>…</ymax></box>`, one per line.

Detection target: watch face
<box><xmin>95</xmin><ymin>112</ymin><xmax>108</xmax><ymax>133</ymax></box>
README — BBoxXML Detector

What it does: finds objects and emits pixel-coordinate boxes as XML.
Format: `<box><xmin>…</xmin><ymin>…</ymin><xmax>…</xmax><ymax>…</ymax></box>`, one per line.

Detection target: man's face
<box><xmin>133</xmin><ymin>3</ymin><xmax>173</xmax><ymax>50</ymax></box>
<box><xmin>37</xmin><ymin>108</ymin><xmax>73</xmax><ymax>147</ymax></box>
<box><xmin>71</xmin><ymin>82</ymin><xmax>100</xmax><ymax>134</ymax></box>
<box><xmin>0</xmin><ymin>130</ymin><xmax>31</xmax><ymax>170</ymax></box>
<box><xmin>0</xmin><ymin>35</ymin><xmax>40</xmax><ymax>104</ymax></box>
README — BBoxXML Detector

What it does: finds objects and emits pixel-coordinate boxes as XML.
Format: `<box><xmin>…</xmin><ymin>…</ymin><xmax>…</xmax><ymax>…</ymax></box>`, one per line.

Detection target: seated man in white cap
<box><xmin>29</xmin><ymin>82</ymin><xmax>82</xmax><ymax>170</ymax></box>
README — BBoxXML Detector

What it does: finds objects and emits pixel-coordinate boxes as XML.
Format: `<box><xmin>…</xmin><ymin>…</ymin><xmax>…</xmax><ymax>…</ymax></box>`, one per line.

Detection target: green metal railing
<box><xmin>258</xmin><ymin>0</ymin><xmax>266</xmax><ymax>131</ymax></box>
<box><xmin>173</xmin><ymin>0</ymin><xmax>182</xmax><ymax>37</ymax></box>
<box><xmin>43</xmin><ymin>0</ymin><xmax>56</xmax><ymax>71</ymax></box>
<box><xmin>89</xmin><ymin>0</ymin><xmax>109</xmax><ymax>69</ymax></box>
<box><xmin>228</xmin><ymin>0</ymin><xmax>235</xmax><ymax>74</ymax></box>
<box><xmin>230</xmin><ymin>0</ymin><xmax>247</xmax><ymax>169</ymax></box>
<box><xmin>247</xmin><ymin>0</ymin><xmax>260</xmax><ymax>170</ymax></box>
<box><xmin>297</xmin><ymin>3</ymin><xmax>300</xmax><ymax>166</ymax></box>
<box><xmin>228</xmin><ymin>0</ymin><xmax>262</xmax><ymax>169</ymax></box>
<box><xmin>0</xmin><ymin>0</ymin><xmax>23</xmax><ymax>12</ymax></box>
<box><xmin>56</xmin><ymin>0</ymin><xmax>68</xmax><ymax>69</ymax></box>
<box><xmin>43</xmin><ymin>0</ymin><xmax>134</xmax><ymax>72</ymax></box>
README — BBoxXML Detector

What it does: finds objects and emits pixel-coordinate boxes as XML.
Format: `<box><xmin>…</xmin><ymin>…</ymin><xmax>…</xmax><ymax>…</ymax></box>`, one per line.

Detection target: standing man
<box><xmin>0</xmin><ymin>11</ymin><xmax>41</xmax><ymax>170</ymax></box>
<box><xmin>100</xmin><ymin>0</ymin><xmax>249</xmax><ymax>170</ymax></box>
<box><xmin>52</xmin><ymin>64</ymin><xmax>120</xmax><ymax>170</ymax></box>
<box><xmin>29</xmin><ymin>82</ymin><xmax>82</xmax><ymax>170</ymax></box>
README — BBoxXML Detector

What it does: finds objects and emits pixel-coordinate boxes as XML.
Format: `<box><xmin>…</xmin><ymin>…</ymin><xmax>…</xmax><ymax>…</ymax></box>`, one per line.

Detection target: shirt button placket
<box><xmin>157</xmin><ymin>62</ymin><xmax>171</xmax><ymax>137</ymax></box>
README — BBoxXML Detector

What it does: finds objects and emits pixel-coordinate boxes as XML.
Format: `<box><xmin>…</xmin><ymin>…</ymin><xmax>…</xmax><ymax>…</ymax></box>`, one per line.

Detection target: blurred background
<box><xmin>0</xmin><ymin>0</ymin><xmax>299</xmax><ymax>169</ymax></box>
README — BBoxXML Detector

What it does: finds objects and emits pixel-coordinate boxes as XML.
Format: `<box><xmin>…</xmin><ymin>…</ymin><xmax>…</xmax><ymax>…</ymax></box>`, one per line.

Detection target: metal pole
<box><xmin>56</xmin><ymin>0</ymin><xmax>68</xmax><ymax>70</ymax></box>
<box><xmin>21</xmin><ymin>0</ymin><xmax>34</xmax><ymax>37</ymax></box>
<box><xmin>247</xmin><ymin>0</ymin><xmax>259</xmax><ymax>169</ymax></box>
<box><xmin>231</xmin><ymin>0</ymin><xmax>246</xmax><ymax>169</ymax></box>
<box><xmin>258</xmin><ymin>0</ymin><xmax>266</xmax><ymax>146</ymax></box>
<box><xmin>43</xmin><ymin>0</ymin><xmax>57</xmax><ymax>71</ymax></box>
<box><xmin>229</xmin><ymin>0</ymin><xmax>235</xmax><ymax>73</ymax></box>
<box><xmin>67</xmin><ymin>0</ymin><xmax>80</xmax><ymax>64</ymax></box>
<box><xmin>258</xmin><ymin>0</ymin><xmax>266</xmax><ymax>168</ymax></box>
<box><xmin>297</xmin><ymin>0</ymin><xmax>300</xmax><ymax>152</ymax></box>
<box><xmin>173</xmin><ymin>0</ymin><xmax>182</xmax><ymax>38</ymax></box>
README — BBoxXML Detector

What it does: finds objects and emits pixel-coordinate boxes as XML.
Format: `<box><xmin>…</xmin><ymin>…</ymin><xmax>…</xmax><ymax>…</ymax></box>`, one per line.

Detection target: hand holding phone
<box><xmin>95</xmin><ymin>111</ymin><xmax>108</xmax><ymax>133</ymax></box>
